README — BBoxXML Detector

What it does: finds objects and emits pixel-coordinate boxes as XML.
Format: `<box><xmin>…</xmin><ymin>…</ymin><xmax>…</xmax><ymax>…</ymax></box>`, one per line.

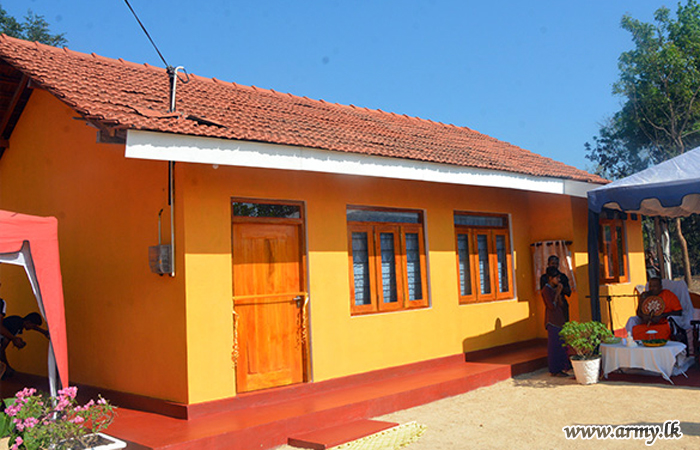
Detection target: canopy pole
<box><xmin>587</xmin><ymin>209</ymin><xmax>601</xmax><ymax>322</ymax></box>
<box><xmin>660</xmin><ymin>219</ymin><xmax>672</xmax><ymax>278</ymax></box>
<box><xmin>654</xmin><ymin>218</ymin><xmax>665</xmax><ymax>279</ymax></box>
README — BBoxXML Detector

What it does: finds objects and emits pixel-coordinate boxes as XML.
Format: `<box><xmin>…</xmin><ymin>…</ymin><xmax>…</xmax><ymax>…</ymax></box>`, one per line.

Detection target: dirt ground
<box><xmin>274</xmin><ymin>368</ymin><xmax>700</xmax><ymax>450</ymax></box>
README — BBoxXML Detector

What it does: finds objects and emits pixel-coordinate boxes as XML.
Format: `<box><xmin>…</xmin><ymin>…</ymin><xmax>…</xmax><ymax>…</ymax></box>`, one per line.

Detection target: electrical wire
<box><xmin>123</xmin><ymin>0</ymin><xmax>170</xmax><ymax>68</ymax></box>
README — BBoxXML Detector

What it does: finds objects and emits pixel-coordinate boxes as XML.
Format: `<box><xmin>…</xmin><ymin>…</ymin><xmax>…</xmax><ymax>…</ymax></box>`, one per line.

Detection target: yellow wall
<box><xmin>0</xmin><ymin>88</ymin><xmax>646</xmax><ymax>406</ymax></box>
<box><xmin>0</xmin><ymin>90</ymin><xmax>189</xmax><ymax>402</ymax></box>
<box><xmin>178</xmin><ymin>162</ymin><xmax>594</xmax><ymax>398</ymax></box>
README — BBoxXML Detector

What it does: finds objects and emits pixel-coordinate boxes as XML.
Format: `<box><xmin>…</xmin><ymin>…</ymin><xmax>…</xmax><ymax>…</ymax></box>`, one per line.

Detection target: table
<box><xmin>600</xmin><ymin>341</ymin><xmax>686</xmax><ymax>384</ymax></box>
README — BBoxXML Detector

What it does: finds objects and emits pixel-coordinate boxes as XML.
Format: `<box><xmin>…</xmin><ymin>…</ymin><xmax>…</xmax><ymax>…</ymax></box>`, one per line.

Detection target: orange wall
<box><xmin>0</xmin><ymin>88</ymin><xmax>646</xmax><ymax>406</ymax></box>
<box><xmin>0</xmin><ymin>90</ymin><xmax>189</xmax><ymax>402</ymax></box>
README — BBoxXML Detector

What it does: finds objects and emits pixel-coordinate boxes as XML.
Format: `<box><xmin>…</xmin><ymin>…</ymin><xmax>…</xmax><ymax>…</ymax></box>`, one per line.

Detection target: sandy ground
<box><xmin>274</xmin><ymin>368</ymin><xmax>700</xmax><ymax>450</ymax></box>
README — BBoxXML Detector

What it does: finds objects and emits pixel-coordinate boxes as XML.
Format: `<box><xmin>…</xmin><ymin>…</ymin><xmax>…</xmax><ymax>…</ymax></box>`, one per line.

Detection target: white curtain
<box><xmin>531</xmin><ymin>240</ymin><xmax>576</xmax><ymax>291</ymax></box>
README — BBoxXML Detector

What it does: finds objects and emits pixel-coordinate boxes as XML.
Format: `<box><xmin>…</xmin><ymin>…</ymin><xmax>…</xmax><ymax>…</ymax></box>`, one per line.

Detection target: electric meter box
<box><xmin>149</xmin><ymin>244</ymin><xmax>172</xmax><ymax>275</ymax></box>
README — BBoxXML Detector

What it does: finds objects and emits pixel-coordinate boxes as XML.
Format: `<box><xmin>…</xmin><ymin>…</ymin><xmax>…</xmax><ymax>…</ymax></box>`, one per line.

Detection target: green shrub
<box><xmin>559</xmin><ymin>321</ymin><xmax>612</xmax><ymax>360</ymax></box>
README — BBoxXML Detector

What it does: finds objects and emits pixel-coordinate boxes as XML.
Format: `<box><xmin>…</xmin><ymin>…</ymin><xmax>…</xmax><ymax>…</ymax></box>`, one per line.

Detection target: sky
<box><xmin>1</xmin><ymin>1</ymin><xmax>672</xmax><ymax>172</ymax></box>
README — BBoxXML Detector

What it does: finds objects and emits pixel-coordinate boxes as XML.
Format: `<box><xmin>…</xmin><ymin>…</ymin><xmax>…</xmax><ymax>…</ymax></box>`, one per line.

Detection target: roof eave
<box><xmin>125</xmin><ymin>129</ymin><xmax>604</xmax><ymax>198</ymax></box>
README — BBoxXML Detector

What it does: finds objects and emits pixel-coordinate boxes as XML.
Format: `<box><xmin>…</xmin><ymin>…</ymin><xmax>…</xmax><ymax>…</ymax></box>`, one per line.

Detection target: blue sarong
<box><xmin>547</xmin><ymin>323</ymin><xmax>571</xmax><ymax>374</ymax></box>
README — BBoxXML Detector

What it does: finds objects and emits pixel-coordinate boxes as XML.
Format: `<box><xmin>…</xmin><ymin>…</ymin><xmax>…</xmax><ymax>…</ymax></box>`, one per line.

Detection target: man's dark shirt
<box><xmin>2</xmin><ymin>316</ymin><xmax>23</xmax><ymax>336</ymax></box>
<box><xmin>540</xmin><ymin>270</ymin><xmax>571</xmax><ymax>323</ymax></box>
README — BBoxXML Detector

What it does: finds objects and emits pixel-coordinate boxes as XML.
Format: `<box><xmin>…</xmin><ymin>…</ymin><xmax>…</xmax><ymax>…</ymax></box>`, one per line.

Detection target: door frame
<box><xmin>230</xmin><ymin>197</ymin><xmax>311</xmax><ymax>389</ymax></box>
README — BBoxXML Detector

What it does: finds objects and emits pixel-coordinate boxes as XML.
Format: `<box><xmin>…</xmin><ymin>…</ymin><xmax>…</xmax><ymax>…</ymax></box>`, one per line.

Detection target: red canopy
<box><xmin>0</xmin><ymin>210</ymin><xmax>68</xmax><ymax>391</ymax></box>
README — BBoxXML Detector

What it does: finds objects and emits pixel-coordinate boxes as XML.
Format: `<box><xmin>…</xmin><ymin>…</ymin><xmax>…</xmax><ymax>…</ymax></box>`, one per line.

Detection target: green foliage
<box><xmin>668</xmin><ymin>216</ymin><xmax>700</xmax><ymax>277</ymax></box>
<box><xmin>0</xmin><ymin>409</ymin><xmax>12</xmax><ymax>437</ymax></box>
<box><xmin>584</xmin><ymin>116</ymin><xmax>650</xmax><ymax>180</ymax></box>
<box><xmin>586</xmin><ymin>0</ymin><xmax>700</xmax><ymax>178</ymax></box>
<box><xmin>559</xmin><ymin>321</ymin><xmax>612</xmax><ymax>360</ymax></box>
<box><xmin>0</xmin><ymin>4</ymin><xmax>66</xmax><ymax>46</ymax></box>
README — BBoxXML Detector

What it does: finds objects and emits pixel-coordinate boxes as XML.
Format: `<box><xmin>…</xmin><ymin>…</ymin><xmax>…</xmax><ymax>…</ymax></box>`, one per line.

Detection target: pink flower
<box><xmin>57</xmin><ymin>386</ymin><xmax>78</xmax><ymax>399</ymax></box>
<box><xmin>23</xmin><ymin>417</ymin><xmax>39</xmax><ymax>429</ymax></box>
<box><xmin>4</xmin><ymin>403</ymin><xmax>21</xmax><ymax>417</ymax></box>
<box><xmin>69</xmin><ymin>416</ymin><xmax>85</xmax><ymax>424</ymax></box>
<box><xmin>13</xmin><ymin>417</ymin><xmax>24</xmax><ymax>431</ymax></box>
<box><xmin>10</xmin><ymin>436</ymin><xmax>22</xmax><ymax>450</ymax></box>
<box><xmin>55</xmin><ymin>397</ymin><xmax>71</xmax><ymax>411</ymax></box>
<box><xmin>15</xmin><ymin>388</ymin><xmax>36</xmax><ymax>399</ymax></box>
<box><xmin>97</xmin><ymin>398</ymin><xmax>107</xmax><ymax>405</ymax></box>
<box><xmin>76</xmin><ymin>399</ymin><xmax>95</xmax><ymax>411</ymax></box>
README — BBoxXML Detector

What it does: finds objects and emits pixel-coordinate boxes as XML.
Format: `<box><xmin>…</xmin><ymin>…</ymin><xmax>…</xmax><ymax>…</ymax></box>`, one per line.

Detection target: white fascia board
<box><xmin>125</xmin><ymin>130</ymin><xmax>599</xmax><ymax>198</ymax></box>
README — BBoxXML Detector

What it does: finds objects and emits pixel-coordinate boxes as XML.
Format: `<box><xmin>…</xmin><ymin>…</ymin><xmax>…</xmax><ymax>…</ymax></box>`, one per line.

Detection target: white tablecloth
<box><xmin>601</xmin><ymin>341</ymin><xmax>686</xmax><ymax>383</ymax></box>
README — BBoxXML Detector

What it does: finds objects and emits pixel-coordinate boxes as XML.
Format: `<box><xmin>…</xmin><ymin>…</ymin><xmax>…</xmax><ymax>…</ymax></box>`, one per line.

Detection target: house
<box><xmin>0</xmin><ymin>35</ymin><xmax>644</xmax><ymax>412</ymax></box>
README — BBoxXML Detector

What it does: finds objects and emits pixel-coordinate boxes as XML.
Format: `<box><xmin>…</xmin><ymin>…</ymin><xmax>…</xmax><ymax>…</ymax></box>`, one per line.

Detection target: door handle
<box><xmin>294</xmin><ymin>295</ymin><xmax>304</xmax><ymax>307</ymax></box>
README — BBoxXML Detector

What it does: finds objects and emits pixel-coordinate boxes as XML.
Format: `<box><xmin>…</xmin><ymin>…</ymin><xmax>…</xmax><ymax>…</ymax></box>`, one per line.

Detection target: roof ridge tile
<box><xmin>117</xmin><ymin>57</ymin><xmax>148</xmax><ymax>70</ymax></box>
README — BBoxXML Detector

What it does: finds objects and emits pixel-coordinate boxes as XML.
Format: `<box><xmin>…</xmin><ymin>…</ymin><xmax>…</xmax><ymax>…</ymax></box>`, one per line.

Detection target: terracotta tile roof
<box><xmin>0</xmin><ymin>35</ymin><xmax>606</xmax><ymax>184</ymax></box>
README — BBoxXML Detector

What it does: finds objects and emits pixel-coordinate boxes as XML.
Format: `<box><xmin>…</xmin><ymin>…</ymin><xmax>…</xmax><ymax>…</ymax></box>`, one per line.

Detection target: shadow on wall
<box><xmin>461</xmin><ymin>315</ymin><xmax>538</xmax><ymax>354</ymax></box>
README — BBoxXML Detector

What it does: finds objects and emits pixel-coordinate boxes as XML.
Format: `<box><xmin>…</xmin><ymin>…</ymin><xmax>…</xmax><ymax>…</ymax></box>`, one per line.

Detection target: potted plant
<box><xmin>559</xmin><ymin>320</ymin><xmax>612</xmax><ymax>384</ymax></box>
<box><xmin>0</xmin><ymin>386</ymin><xmax>125</xmax><ymax>450</ymax></box>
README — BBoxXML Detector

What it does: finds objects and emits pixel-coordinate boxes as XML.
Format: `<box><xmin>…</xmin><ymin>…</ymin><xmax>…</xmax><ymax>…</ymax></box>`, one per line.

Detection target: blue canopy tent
<box><xmin>587</xmin><ymin>147</ymin><xmax>700</xmax><ymax>321</ymax></box>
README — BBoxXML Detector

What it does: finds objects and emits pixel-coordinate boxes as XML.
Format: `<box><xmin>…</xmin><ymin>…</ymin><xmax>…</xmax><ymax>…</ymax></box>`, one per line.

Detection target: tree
<box><xmin>586</xmin><ymin>1</ymin><xmax>700</xmax><ymax>285</ymax></box>
<box><xmin>0</xmin><ymin>5</ymin><xmax>66</xmax><ymax>46</ymax></box>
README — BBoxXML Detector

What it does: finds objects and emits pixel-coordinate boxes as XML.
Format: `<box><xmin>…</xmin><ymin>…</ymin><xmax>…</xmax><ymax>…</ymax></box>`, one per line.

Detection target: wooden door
<box><xmin>233</xmin><ymin>220</ymin><xmax>307</xmax><ymax>392</ymax></box>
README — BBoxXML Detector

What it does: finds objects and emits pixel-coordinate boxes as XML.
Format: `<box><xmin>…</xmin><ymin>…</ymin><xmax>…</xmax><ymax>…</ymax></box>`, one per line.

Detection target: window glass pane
<box><xmin>351</xmin><ymin>232</ymin><xmax>371</xmax><ymax>306</ymax></box>
<box><xmin>616</xmin><ymin>226</ymin><xmax>625</xmax><ymax>277</ymax></box>
<box><xmin>496</xmin><ymin>235</ymin><xmax>508</xmax><ymax>293</ymax></box>
<box><xmin>602</xmin><ymin>224</ymin><xmax>612</xmax><ymax>243</ymax></box>
<box><xmin>405</xmin><ymin>233</ymin><xmax>422</xmax><ymax>301</ymax></box>
<box><xmin>454</xmin><ymin>214</ymin><xmax>505</xmax><ymax>228</ymax></box>
<box><xmin>233</xmin><ymin>202</ymin><xmax>300</xmax><ymax>218</ymax></box>
<box><xmin>477</xmin><ymin>234</ymin><xmax>491</xmax><ymax>294</ymax></box>
<box><xmin>347</xmin><ymin>209</ymin><xmax>420</xmax><ymax>224</ymax></box>
<box><xmin>457</xmin><ymin>234</ymin><xmax>472</xmax><ymax>296</ymax></box>
<box><xmin>380</xmin><ymin>232</ymin><xmax>398</xmax><ymax>303</ymax></box>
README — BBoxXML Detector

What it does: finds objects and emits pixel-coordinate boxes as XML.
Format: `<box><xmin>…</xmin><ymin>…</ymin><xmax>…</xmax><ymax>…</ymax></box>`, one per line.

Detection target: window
<box><xmin>347</xmin><ymin>207</ymin><xmax>428</xmax><ymax>314</ymax></box>
<box><xmin>232</xmin><ymin>202</ymin><xmax>301</xmax><ymax>218</ymax></box>
<box><xmin>600</xmin><ymin>218</ymin><xmax>628</xmax><ymax>284</ymax></box>
<box><xmin>455</xmin><ymin>212</ymin><xmax>513</xmax><ymax>303</ymax></box>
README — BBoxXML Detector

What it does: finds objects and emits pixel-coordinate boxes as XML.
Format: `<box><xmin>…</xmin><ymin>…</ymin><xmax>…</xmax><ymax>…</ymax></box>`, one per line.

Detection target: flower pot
<box><xmin>85</xmin><ymin>433</ymin><xmax>127</xmax><ymax>450</ymax></box>
<box><xmin>44</xmin><ymin>433</ymin><xmax>126</xmax><ymax>450</ymax></box>
<box><xmin>570</xmin><ymin>356</ymin><xmax>601</xmax><ymax>384</ymax></box>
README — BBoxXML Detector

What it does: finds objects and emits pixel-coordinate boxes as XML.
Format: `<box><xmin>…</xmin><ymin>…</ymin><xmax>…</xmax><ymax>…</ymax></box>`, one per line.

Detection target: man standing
<box><xmin>539</xmin><ymin>255</ymin><xmax>571</xmax><ymax>320</ymax></box>
<box><xmin>542</xmin><ymin>266</ymin><xmax>572</xmax><ymax>377</ymax></box>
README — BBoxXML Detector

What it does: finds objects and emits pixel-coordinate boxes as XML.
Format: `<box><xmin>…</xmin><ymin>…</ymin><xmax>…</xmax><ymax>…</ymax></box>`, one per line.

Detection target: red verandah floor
<box><xmin>2</xmin><ymin>340</ymin><xmax>696</xmax><ymax>450</ymax></box>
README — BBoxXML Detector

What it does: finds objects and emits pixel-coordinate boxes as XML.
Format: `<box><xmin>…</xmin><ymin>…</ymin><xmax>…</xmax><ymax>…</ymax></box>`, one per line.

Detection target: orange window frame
<box><xmin>347</xmin><ymin>212</ymin><xmax>428</xmax><ymax>315</ymax></box>
<box><xmin>375</xmin><ymin>225</ymin><xmax>403</xmax><ymax>312</ymax></box>
<box><xmin>492</xmin><ymin>229</ymin><xmax>513</xmax><ymax>300</ymax></box>
<box><xmin>455</xmin><ymin>231</ymin><xmax>477</xmax><ymax>303</ymax></box>
<box><xmin>348</xmin><ymin>223</ymin><xmax>378</xmax><ymax>314</ymax></box>
<box><xmin>600</xmin><ymin>218</ymin><xmax>628</xmax><ymax>284</ymax></box>
<box><xmin>401</xmin><ymin>224</ymin><xmax>428</xmax><ymax>309</ymax></box>
<box><xmin>455</xmin><ymin>214</ymin><xmax>513</xmax><ymax>304</ymax></box>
